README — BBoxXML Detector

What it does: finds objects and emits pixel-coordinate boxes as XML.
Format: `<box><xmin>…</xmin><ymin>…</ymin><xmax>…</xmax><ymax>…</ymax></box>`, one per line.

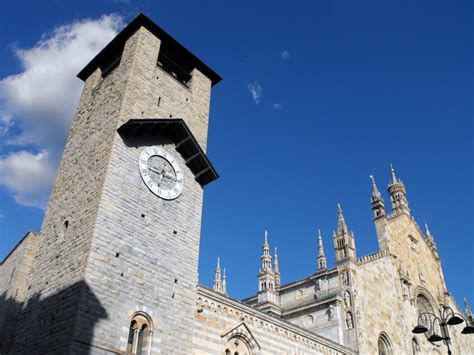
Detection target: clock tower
<box><xmin>7</xmin><ymin>14</ymin><xmax>221</xmax><ymax>354</ymax></box>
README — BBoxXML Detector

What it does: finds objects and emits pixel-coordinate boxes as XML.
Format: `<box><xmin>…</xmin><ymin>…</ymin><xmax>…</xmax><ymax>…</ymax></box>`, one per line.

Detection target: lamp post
<box><xmin>412</xmin><ymin>305</ymin><xmax>474</xmax><ymax>354</ymax></box>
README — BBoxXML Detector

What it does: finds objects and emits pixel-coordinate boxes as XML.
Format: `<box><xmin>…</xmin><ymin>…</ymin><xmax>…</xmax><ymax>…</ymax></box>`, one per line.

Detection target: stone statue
<box><xmin>419</xmin><ymin>272</ymin><xmax>425</xmax><ymax>285</ymax></box>
<box><xmin>344</xmin><ymin>291</ymin><xmax>351</xmax><ymax>307</ymax></box>
<box><xmin>327</xmin><ymin>305</ymin><xmax>334</xmax><ymax>320</ymax></box>
<box><xmin>341</xmin><ymin>270</ymin><xmax>349</xmax><ymax>286</ymax></box>
<box><xmin>346</xmin><ymin>312</ymin><xmax>353</xmax><ymax>329</ymax></box>
<box><xmin>401</xmin><ymin>280</ymin><xmax>410</xmax><ymax>299</ymax></box>
<box><xmin>316</xmin><ymin>278</ymin><xmax>324</xmax><ymax>291</ymax></box>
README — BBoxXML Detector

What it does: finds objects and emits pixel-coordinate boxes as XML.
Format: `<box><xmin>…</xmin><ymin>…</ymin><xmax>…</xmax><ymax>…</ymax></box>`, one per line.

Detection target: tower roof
<box><xmin>337</xmin><ymin>203</ymin><xmax>349</xmax><ymax>235</ymax></box>
<box><xmin>388</xmin><ymin>163</ymin><xmax>405</xmax><ymax>188</ymax></box>
<box><xmin>77</xmin><ymin>13</ymin><xmax>222</xmax><ymax>85</ymax></box>
<box><xmin>318</xmin><ymin>229</ymin><xmax>326</xmax><ymax>256</ymax></box>
<box><xmin>370</xmin><ymin>175</ymin><xmax>383</xmax><ymax>201</ymax></box>
<box><xmin>264</xmin><ymin>230</ymin><xmax>269</xmax><ymax>247</ymax></box>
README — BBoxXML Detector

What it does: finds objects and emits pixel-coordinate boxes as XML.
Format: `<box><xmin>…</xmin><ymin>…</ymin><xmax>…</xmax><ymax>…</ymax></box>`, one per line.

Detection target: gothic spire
<box><xmin>318</xmin><ymin>230</ymin><xmax>326</xmax><ymax>256</ymax></box>
<box><xmin>465</xmin><ymin>298</ymin><xmax>473</xmax><ymax>322</ymax></box>
<box><xmin>274</xmin><ymin>247</ymin><xmax>280</xmax><ymax>274</ymax></box>
<box><xmin>370</xmin><ymin>175</ymin><xmax>383</xmax><ymax>201</ymax></box>
<box><xmin>425</xmin><ymin>222</ymin><xmax>433</xmax><ymax>241</ymax></box>
<box><xmin>334</xmin><ymin>204</ymin><xmax>356</xmax><ymax>262</ymax></box>
<box><xmin>425</xmin><ymin>222</ymin><xmax>434</xmax><ymax>243</ymax></box>
<box><xmin>260</xmin><ymin>230</ymin><xmax>272</xmax><ymax>272</ymax></box>
<box><xmin>257</xmin><ymin>231</ymin><xmax>278</xmax><ymax>304</ymax></box>
<box><xmin>274</xmin><ymin>247</ymin><xmax>281</xmax><ymax>289</ymax></box>
<box><xmin>370</xmin><ymin>175</ymin><xmax>386</xmax><ymax>219</ymax></box>
<box><xmin>387</xmin><ymin>164</ymin><xmax>410</xmax><ymax>216</ymax></box>
<box><xmin>337</xmin><ymin>203</ymin><xmax>349</xmax><ymax>236</ymax></box>
<box><xmin>213</xmin><ymin>257</ymin><xmax>223</xmax><ymax>293</ymax></box>
<box><xmin>424</xmin><ymin>222</ymin><xmax>439</xmax><ymax>258</ymax></box>
<box><xmin>222</xmin><ymin>268</ymin><xmax>227</xmax><ymax>295</ymax></box>
<box><xmin>390</xmin><ymin>163</ymin><xmax>398</xmax><ymax>184</ymax></box>
<box><xmin>317</xmin><ymin>229</ymin><xmax>327</xmax><ymax>270</ymax></box>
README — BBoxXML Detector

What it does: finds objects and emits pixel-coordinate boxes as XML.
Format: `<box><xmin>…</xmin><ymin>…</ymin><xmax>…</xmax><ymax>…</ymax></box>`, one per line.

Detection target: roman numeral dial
<box><xmin>138</xmin><ymin>146</ymin><xmax>184</xmax><ymax>200</ymax></box>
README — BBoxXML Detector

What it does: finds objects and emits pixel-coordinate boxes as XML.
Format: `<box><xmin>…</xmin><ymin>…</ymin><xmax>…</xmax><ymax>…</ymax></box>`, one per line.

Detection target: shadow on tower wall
<box><xmin>0</xmin><ymin>280</ymin><xmax>108</xmax><ymax>354</ymax></box>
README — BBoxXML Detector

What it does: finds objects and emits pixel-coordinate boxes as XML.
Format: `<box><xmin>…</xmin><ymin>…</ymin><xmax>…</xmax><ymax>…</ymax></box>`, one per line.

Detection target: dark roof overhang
<box><xmin>77</xmin><ymin>13</ymin><xmax>222</xmax><ymax>86</ymax></box>
<box><xmin>117</xmin><ymin>119</ymin><xmax>218</xmax><ymax>186</ymax></box>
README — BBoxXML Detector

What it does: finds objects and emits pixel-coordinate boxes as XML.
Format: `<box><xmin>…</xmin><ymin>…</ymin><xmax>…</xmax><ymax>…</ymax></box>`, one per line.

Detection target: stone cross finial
<box><xmin>390</xmin><ymin>163</ymin><xmax>398</xmax><ymax>184</ymax></box>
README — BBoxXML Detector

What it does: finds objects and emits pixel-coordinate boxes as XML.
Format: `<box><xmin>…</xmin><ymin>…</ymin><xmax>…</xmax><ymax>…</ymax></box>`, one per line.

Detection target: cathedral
<box><xmin>0</xmin><ymin>13</ymin><xmax>473</xmax><ymax>354</ymax></box>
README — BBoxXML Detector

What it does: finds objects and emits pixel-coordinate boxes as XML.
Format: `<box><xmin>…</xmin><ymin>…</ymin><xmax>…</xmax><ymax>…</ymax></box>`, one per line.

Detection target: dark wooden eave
<box><xmin>117</xmin><ymin>119</ymin><xmax>218</xmax><ymax>186</ymax></box>
<box><xmin>77</xmin><ymin>13</ymin><xmax>222</xmax><ymax>86</ymax></box>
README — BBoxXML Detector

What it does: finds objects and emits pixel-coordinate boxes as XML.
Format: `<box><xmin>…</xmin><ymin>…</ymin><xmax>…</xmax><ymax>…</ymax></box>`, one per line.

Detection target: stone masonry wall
<box><xmin>194</xmin><ymin>286</ymin><xmax>354</xmax><ymax>354</ymax></box>
<box><xmin>71</xmin><ymin>25</ymin><xmax>214</xmax><ymax>353</ymax></box>
<box><xmin>278</xmin><ymin>272</ymin><xmax>344</xmax><ymax>345</ymax></box>
<box><xmin>352</xmin><ymin>253</ymin><xmax>405</xmax><ymax>354</ymax></box>
<box><xmin>8</xmin><ymin>22</ymin><xmax>214</xmax><ymax>354</ymax></box>
<box><xmin>383</xmin><ymin>213</ymin><xmax>474</xmax><ymax>353</ymax></box>
<box><xmin>0</xmin><ymin>231</ymin><xmax>39</xmax><ymax>352</ymax></box>
<box><xmin>7</xmin><ymin>33</ymin><xmax>129</xmax><ymax>353</ymax></box>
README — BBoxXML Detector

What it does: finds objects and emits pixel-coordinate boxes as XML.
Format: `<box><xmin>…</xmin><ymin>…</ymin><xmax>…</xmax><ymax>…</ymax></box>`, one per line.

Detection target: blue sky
<box><xmin>0</xmin><ymin>0</ymin><xmax>472</xmax><ymax>311</ymax></box>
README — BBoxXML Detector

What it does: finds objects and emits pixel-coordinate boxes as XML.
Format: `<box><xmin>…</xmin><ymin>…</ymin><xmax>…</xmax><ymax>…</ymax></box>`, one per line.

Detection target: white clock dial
<box><xmin>138</xmin><ymin>146</ymin><xmax>184</xmax><ymax>200</ymax></box>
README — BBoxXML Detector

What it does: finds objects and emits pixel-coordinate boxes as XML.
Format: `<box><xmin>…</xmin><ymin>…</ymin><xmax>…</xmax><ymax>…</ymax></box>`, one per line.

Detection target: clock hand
<box><xmin>162</xmin><ymin>173</ymin><xmax>176</xmax><ymax>180</ymax></box>
<box><xmin>156</xmin><ymin>172</ymin><xmax>164</xmax><ymax>186</ymax></box>
<box><xmin>148</xmin><ymin>166</ymin><xmax>162</xmax><ymax>174</ymax></box>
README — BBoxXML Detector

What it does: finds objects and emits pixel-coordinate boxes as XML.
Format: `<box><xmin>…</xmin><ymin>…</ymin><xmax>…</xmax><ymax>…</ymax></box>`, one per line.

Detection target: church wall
<box><xmin>278</xmin><ymin>272</ymin><xmax>343</xmax><ymax>344</ymax></box>
<box><xmin>351</xmin><ymin>252</ymin><xmax>406</xmax><ymax>354</ymax></box>
<box><xmin>285</xmin><ymin>305</ymin><xmax>343</xmax><ymax>345</ymax></box>
<box><xmin>385</xmin><ymin>215</ymin><xmax>446</xmax><ymax>304</ymax></box>
<box><xmin>279</xmin><ymin>272</ymin><xmax>340</xmax><ymax>309</ymax></box>
<box><xmin>381</xmin><ymin>214</ymin><xmax>474</xmax><ymax>353</ymax></box>
<box><xmin>194</xmin><ymin>286</ymin><xmax>354</xmax><ymax>354</ymax></box>
<box><xmin>280</xmin><ymin>280</ymin><xmax>317</xmax><ymax>308</ymax></box>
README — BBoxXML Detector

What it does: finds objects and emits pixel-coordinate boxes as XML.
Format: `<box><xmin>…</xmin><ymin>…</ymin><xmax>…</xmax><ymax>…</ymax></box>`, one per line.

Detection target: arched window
<box><xmin>416</xmin><ymin>293</ymin><xmax>436</xmax><ymax>335</ymax></box>
<box><xmin>126</xmin><ymin>312</ymin><xmax>153</xmax><ymax>354</ymax></box>
<box><xmin>411</xmin><ymin>337</ymin><xmax>420</xmax><ymax>354</ymax></box>
<box><xmin>377</xmin><ymin>333</ymin><xmax>392</xmax><ymax>355</ymax></box>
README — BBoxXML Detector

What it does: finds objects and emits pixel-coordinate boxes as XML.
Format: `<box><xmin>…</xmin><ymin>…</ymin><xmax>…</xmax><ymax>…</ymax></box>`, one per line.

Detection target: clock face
<box><xmin>138</xmin><ymin>146</ymin><xmax>184</xmax><ymax>200</ymax></box>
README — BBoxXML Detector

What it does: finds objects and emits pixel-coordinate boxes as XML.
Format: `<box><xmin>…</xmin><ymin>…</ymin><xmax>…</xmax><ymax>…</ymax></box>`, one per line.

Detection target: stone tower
<box><xmin>7</xmin><ymin>14</ymin><xmax>221</xmax><ymax>354</ymax></box>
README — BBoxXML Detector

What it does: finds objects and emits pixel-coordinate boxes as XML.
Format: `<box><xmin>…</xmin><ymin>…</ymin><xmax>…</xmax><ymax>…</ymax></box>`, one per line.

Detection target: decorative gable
<box><xmin>221</xmin><ymin>322</ymin><xmax>261</xmax><ymax>354</ymax></box>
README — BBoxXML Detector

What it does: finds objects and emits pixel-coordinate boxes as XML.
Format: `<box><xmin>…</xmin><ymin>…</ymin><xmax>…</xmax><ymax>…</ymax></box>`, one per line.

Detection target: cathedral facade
<box><xmin>0</xmin><ymin>14</ymin><xmax>472</xmax><ymax>355</ymax></box>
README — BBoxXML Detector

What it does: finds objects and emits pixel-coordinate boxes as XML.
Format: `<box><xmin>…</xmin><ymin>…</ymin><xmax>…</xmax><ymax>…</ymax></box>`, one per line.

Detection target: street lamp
<box><xmin>412</xmin><ymin>305</ymin><xmax>473</xmax><ymax>354</ymax></box>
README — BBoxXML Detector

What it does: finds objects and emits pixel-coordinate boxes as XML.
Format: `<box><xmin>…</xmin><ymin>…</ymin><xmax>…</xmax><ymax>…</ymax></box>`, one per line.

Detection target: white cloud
<box><xmin>281</xmin><ymin>50</ymin><xmax>290</xmax><ymax>60</ymax></box>
<box><xmin>0</xmin><ymin>111</ymin><xmax>13</xmax><ymax>136</ymax></box>
<box><xmin>0</xmin><ymin>14</ymin><xmax>122</xmax><ymax>208</ymax></box>
<box><xmin>0</xmin><ymin>150</ymin><xmax>57</xmax><ymax>208</ymax></box>
<box><xmin>273</xmin><ymin>103</ymin><xmax>282</xmax><ymax>111</ymax></box>
<box><xmin>0</xmin><ymin>14</ymin><xmax>122</xmax><ymax>149</ymax></box>
<box><xmin>248</xmin><ymin>82</ymin><xmax>262</xmax><ymax>104</ymax></box>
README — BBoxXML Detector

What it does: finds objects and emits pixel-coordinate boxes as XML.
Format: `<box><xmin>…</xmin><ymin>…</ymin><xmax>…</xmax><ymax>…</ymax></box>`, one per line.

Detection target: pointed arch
<box><xmin>377</xmin><ymin>332</ymin><xmax>392</xmax><ymax>355</ymax></box>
